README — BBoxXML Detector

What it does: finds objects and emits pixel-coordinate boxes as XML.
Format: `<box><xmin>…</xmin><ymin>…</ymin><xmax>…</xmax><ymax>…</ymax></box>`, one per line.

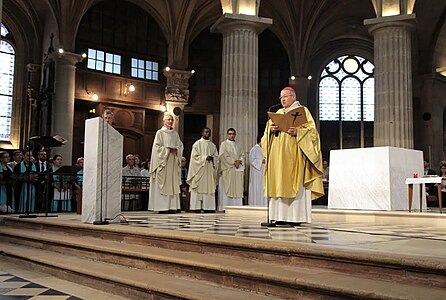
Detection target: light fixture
<box><xmin>89</xmin><ymin>108</ymin><xmax>96</xmax><ymax>114</ymax></box>
<box><xmin>58</xmin><ymin>48</ymin><xmax>64</xmax><ymax>54</ymax></box>
<box><xmin>191</xmin><ymin>70</ymin><xmax>195</xmax><ymax>74</ymax></box>
<box><xmin>165</xmin><ymin>67</ymin><xmax>170</xmax><ymax>72</ymax></box>
<box><xmin>160</xmin><ymin>104</ymin><xmax>167</xmax><ymax>112</ymax></box>
<box><xmin>86</xmin><ymin>90</ymin><xmax>99</xmax><ymax>101</ymax></box>
<box><xmin>82</xmin><ymin>53</ymin><xmax>87</xmax><ymax>58</ymax></box>
<box><xmin>290</xmin><ymin>75</ymin><xmax>296</xmax><ymax>80</ymax></box>
<box><xmin>307</xmin><ymin>75</ymin><xmax>312</xmax><ymax>80</ymax></box>
<box><xmin>123</xmin><ymin>82</ymin><xmax>136</xmax><ymax>96</ymax></box>
<box><xmin>221</xmin><ymin>0</ymin><xmax>258</xmax><ymax>16</ymax></box>
<box><xmin>376</xmin><ymin>0</ymin><xmax>415</xmax><ymax>17</ymax></box>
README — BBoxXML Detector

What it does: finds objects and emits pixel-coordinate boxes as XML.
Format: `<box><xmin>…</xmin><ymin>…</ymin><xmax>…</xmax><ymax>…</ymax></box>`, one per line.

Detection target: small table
<box><xmin>405</xmin><ymin>177</ymin><xmax>442</xmax><ymax>213</ymax></box>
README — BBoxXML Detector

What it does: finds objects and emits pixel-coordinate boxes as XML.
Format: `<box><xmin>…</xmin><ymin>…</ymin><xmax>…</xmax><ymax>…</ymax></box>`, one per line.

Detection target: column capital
<box><xmin>364</xmin><ymin>13</ymin><xmax>416</xmax><ymax>34</ymax></box>
<box><xmin>163</xmin><ymin>68</ymin><xmax>194</xmax><ymax>104</ymax></box>
<box><xmin>211</xmin><ymin>13</ymin><xmax>272</xmax><ymax>34</ymax></box>
<box><xmin>52</xmin><ymin>51</ymin><xmax>85</xmax><ymax>66</ymax></box>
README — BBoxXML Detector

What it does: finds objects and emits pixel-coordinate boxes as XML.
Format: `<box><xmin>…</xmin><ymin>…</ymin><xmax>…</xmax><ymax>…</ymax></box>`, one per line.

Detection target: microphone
<box><xmin>268</xmin><ymin>103</ymin><xmax>282</xmax><ymax>136</ymax></box>
<box><xmin>268</xmin><ymin>103</ymin><xmax>283</xmax><ymax>112</ymax></box>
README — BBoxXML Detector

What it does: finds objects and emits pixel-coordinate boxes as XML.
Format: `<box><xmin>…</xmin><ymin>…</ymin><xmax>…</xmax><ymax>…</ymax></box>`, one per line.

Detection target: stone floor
<box><xmin>0</xmin><ymin>260</ymin><xmax>128</xmax><ymax>300</ymax></box>
<box><xmin>2</xmin><ymin>207</ymin><xmax>446</xmax><ymax>299</ymax></box>
<box><xmin>120</xmin><ymin>210</ymin><xmax>446</xmax><ymax>259</ymax></box>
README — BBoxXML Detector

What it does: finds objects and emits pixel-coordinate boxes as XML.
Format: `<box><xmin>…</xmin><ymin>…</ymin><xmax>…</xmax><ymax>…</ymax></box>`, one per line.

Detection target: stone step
<box><xmin>2</xmin><ymin>216</ymin><xmax>446</xmax><ymax>290</ymax></box>
<box><xmin>1</xmin><ymin>227</ymin><xmax>446</xmax><ymax>299</ymax></box>
<box><xmin>0</xmin><ymin>243</ymin><xmax>281</xmax><ymax>300</ymax></box>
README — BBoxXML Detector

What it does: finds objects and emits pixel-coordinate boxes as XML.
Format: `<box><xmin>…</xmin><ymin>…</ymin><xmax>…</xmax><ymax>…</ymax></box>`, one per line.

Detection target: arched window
<box><xmin>319</xmin><ymin>55</ymin><xmax>374</xmax><ymax>155</ymax></box>
<box><xmin>0</xmin><ymin>23</ymin><xmax>15</xmax><ymax>142</ymax></box>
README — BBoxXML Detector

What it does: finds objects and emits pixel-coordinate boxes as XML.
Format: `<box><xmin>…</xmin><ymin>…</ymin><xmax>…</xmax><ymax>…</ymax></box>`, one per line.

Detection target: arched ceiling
<box><xmin>434</xmin><ymin>21</ymin><xmax>446</xmax><ymax>76</ymax></box>
<box><xmin>3</xmin><ymin>0</ymin><xmax>445</xmax><ymax>75</ymax></box>
<box><xmin>259</xmin><ymin>0</ymin><xmax>375</xmax><ymax>75</ymax></box>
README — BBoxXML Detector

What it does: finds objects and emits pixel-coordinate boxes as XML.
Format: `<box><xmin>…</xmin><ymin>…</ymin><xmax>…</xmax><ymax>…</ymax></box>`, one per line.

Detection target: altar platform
<box><xmin>0</xmin><ymin>208</ymin><xmax>445</xmax><ymax>299</ymax></box>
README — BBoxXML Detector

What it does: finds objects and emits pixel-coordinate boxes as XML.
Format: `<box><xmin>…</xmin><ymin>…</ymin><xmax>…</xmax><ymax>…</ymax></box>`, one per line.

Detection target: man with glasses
<box><xmin>261</xmin><ymin>87</ymin><xmax>324</xmax><ymax>225</ymax></box>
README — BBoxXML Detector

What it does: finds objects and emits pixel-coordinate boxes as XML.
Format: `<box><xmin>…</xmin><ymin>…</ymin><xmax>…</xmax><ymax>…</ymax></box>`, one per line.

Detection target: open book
<box><xmin>267</xmin><ymin>106</ymin><xmax>308</xmax><ymax>132</ymax></box>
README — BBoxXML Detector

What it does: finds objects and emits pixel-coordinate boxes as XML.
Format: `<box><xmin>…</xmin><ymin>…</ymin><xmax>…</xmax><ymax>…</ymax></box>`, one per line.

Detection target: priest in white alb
<box><xmin>218</xmin><ymin>128</ymin><xmax>245</xmax><ymax>211</ymax></box>
<box><xmin>262</xmin><ymin>87</ymin><xmax>324</xmax><ymax>225</ymax></box>
<box><xmin>149</xmin><ymin>113</ymin><xmax>184</xmax><ymax>213</ymax></box>
<box><xmin>187</xmin><ymin>127</ymin><xmax>219</xmax><ymax>212</ymax></box>
<box><xmin>248</xmin><ymin>137</ymin><xmax>267</xmax><ymax>206</ymax></box>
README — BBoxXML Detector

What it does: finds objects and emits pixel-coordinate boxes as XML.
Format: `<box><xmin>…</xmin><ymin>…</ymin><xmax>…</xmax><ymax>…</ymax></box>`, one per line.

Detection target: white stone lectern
<box><xmin>82</xmin><ymin>117</ymin><xmax>123</xmax><ymax>223</ymax></box>
<box><xmin>328</xmin><ymin>147</ymin><xmax>424</xmax><ymax>211</ymax></box>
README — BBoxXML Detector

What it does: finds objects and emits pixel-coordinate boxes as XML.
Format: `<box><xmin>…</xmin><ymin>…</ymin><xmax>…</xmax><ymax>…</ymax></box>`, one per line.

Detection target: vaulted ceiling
<box><xmin>2</xmin><ymin>0</ymin><xmax>446</xmax><ymax>75</ymax></box>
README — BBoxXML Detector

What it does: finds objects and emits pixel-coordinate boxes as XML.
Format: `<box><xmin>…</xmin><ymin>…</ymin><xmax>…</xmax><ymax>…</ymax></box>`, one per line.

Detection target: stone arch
<box><xmin>433</xmin><ymin>15</ymin><xmax>446</xmax><ymax>75</ymax></box>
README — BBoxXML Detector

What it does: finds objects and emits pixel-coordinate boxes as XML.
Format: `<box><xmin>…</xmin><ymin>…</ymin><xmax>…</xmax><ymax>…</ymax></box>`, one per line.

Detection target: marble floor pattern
<box><xmin>120</xmin><ymin>212</ymin><xmax>446</xmax><ymax>258</ymax></box>
<box><xmin>0</xmin><ymin>260</ymin><xmax>128</xmax><ymax>300</ymax></box>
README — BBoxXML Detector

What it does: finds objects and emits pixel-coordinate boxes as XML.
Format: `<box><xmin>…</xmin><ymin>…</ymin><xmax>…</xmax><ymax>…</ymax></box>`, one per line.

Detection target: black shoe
<box><xmin>203</xmin><ymin>210</ymin><xmax>215</xmax><ymax>213</ymax></box>
<box><xmin>158</xmin><ymin>211</ymin><xmax>169</xmax><ymax>214</ymax></box>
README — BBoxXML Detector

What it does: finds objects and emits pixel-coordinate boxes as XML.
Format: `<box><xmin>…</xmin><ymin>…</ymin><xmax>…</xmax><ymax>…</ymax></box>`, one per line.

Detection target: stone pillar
<box><xmin>52</xmin><ymin>51</ymin><xmax>84</xmax><ymax>163</ymax></box>
<box><xmin>211</xmin><ymin>14</ymin><xmax>272</xmax><ymax>153</ymax></box>
<box><xmin>364</xmin><ymin>14</ymin><xmax>416</xmax><ymax>148</ymax></box>
<box><xmin>163</xmin><ymin>68</ymin><xmax>193</xmax><ymax>140</ymax></box>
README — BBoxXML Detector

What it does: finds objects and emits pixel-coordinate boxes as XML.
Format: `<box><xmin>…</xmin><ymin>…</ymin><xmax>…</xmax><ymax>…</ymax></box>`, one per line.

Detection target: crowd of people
<box><xmin>0</xmin><ymin>87</ymin><xmax>326</xmax><ymax>226</ymax></box>
<box><xmin>424</xmin><ymin>160</ymin><xmax>446</xmax><ymax>207</ymax></box>
<box><xmin>0</xmin><ymin>149</ymin><xmax>84</xmax><ymax>214</ymax></box>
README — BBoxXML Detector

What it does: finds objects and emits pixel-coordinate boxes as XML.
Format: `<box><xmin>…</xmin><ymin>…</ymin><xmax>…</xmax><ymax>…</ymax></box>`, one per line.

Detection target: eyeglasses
<box><xmin>279</xmin><ymin>94</ymin><xmax>293</xmax><ymax>100</ymax></box>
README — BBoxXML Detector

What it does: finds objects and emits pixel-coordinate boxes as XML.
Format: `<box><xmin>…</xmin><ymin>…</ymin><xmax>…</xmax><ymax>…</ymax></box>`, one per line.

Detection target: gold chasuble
<box><xmin>261</xmin><ymin>105</ymin><xmax>324</xmax><ymax>200</ymax></box>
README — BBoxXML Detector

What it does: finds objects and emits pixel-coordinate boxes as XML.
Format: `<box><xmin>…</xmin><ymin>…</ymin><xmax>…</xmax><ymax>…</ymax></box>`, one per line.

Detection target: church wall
<box><xmin>72</xmin><ymin>0</ymin><xmax>169</xmax><ymax>160</ymax></box>
<box><xmin>415</xmin><ymin>75</ymin><xmax>446</xmax><ymax>168</ymax></box>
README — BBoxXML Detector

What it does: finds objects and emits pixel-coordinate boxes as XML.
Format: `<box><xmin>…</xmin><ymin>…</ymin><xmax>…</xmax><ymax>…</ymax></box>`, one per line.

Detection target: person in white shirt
<box><xmin>248</xmin><ymin>137</ymin><xmax>267</xmax><ymax>206</ymax></box>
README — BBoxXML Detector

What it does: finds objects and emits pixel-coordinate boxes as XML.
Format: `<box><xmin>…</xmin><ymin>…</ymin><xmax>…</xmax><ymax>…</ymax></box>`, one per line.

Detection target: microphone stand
<box><xmin>261</xmin><ymin>103</ymin><xmax>282</xmax><ymax>227</ymax></box>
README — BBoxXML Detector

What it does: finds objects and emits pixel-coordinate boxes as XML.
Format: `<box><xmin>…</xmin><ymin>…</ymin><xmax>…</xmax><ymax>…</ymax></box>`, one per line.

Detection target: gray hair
<box><xmin>103</xmin><ymin>109</ymin><xmax>114</xmax><ymax>116</ymax></box>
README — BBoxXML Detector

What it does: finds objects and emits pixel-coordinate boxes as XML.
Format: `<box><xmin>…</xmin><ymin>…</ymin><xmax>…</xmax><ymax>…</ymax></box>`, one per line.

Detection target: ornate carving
<box><xmin>163</xmin><ymin>69</ymin><xmax>193</xmax><ymax>104</ymax></box>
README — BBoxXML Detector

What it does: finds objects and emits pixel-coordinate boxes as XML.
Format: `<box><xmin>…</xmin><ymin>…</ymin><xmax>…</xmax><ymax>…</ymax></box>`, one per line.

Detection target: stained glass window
<box><xmin>319</xmin><ymin>55</ymin><xmax>374</xmax><ymax>122</ymax></box>
<box><xmin>319</xmin><ymin>55</ymin><xmax>375</xmax><ymax>150</ymax></box>
<box><xmin>0</xmin><ymin>24</ymin><xmax>14</xmax><ymax>142</ymax></box>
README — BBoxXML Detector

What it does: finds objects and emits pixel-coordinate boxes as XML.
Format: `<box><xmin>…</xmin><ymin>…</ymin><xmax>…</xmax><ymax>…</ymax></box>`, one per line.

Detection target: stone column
<box><xmin>52</xmin><ymin>51</ymin><xmax>84</xmax><ymax>163</ymax></box>
<box><xmin>364</xmin><ymin>14</ymin><xmax>416</xmax><ymax>148</ymax></box>
<box><xmin>163</xmin><ymin>69</ymin><xmax>193</xmax><ymax>140</ymax></box>
<box><xmin>211</xmin><ymin>14</ymin><xmax>272</xmax><ymax>153</ymax></box>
